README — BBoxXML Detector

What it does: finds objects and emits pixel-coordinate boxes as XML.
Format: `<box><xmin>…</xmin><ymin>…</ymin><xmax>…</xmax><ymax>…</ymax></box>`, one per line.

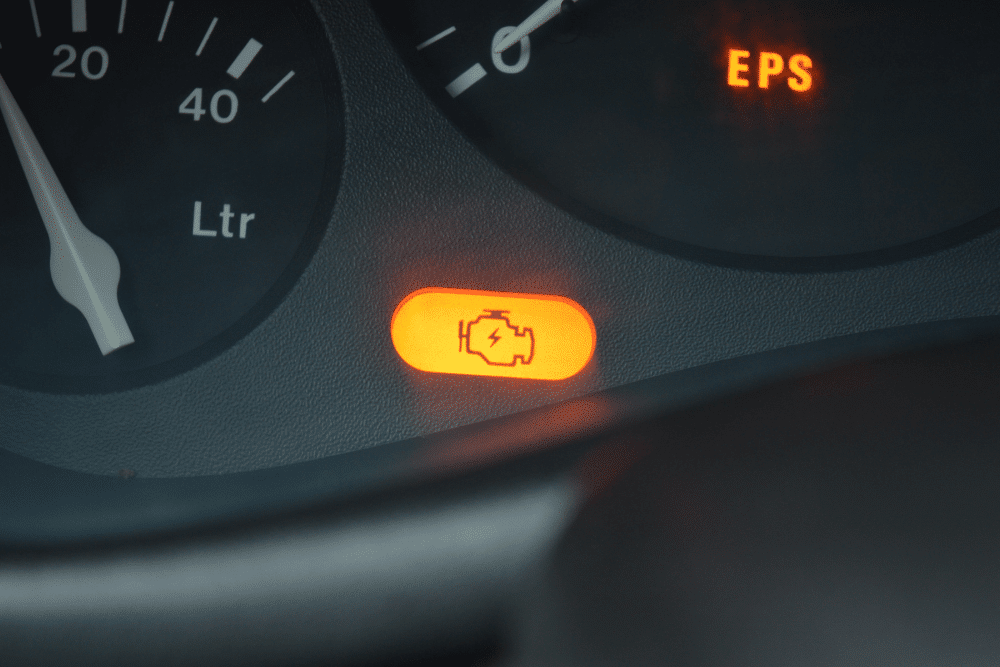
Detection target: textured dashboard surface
<box><xmin>2</xmin><ymin>0</ymin><xmax>999</xmax><ymax>477</ymax></box>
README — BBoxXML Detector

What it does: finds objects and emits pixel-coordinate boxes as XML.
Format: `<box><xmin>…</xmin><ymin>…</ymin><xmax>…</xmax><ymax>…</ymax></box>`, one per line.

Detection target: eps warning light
<box><xmin>727</xmin><ymin>49</ymin><xmax>813</xmax><ymax>91</ymax></box>
<box><xmin>391</xmin><ymin>288</ymin><xmax>596</xmax><ymax>380</ymax></box>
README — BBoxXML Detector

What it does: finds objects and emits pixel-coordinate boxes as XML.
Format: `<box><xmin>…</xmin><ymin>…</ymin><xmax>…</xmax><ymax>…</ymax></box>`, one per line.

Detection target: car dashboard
<box><xmin>2</xmin><ymin>0</ymin><xmax>1000</xmax><ymax>665</ymax></box>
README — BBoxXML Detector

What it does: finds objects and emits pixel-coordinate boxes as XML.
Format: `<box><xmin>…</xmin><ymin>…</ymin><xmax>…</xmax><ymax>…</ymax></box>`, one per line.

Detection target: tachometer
<box><xmin>0</xmin><ymin>0</ymin><xmax>343</xmax><ymax>392</ymax></box>
<box><xmin>372</xmin><ymin>0</ymin><xmax>1000</xmax><ymax>269</ymax></box>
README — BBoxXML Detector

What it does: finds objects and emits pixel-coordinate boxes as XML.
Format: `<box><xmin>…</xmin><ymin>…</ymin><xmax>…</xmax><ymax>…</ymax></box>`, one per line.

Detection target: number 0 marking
<box><xmin>491</xmin><ymin>27</ymin><xmax>530</xmax><ymax>74</ymax></box>
<box><xmin>81</xmin><ymin>46</ymin><xmax>108</xmax><ymax>80</ymax></box>
<box><xmin>210</xmin><ymin>89</ymin><xmax>238</xmax><ymax>123</ymax></box>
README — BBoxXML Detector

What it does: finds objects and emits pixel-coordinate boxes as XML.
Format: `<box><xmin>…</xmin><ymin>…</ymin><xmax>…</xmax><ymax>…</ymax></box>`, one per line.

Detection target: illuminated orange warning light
<box><xmin>727</xmin><ymin>49</ymin><xmax>813</xmax><ymax>91</ymax></box>
<box><xmin>391</xmin><ymin>288</ymin><xmax>596</xmax><ymax>381</ymax></box>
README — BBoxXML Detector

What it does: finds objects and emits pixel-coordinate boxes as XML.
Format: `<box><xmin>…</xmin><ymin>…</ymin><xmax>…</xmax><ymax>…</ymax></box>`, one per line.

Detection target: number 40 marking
<box><xmin>179</xmin><ymin>87</ymin><xmax>239</xmax><ymax>123</ymax></box>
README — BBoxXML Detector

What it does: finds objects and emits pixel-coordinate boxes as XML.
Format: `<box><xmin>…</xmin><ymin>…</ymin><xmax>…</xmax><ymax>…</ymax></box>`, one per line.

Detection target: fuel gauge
<box><xmin>0</xmin><ymin>0</ymin><xmax>344</xmax><ymax>392</ymax></box>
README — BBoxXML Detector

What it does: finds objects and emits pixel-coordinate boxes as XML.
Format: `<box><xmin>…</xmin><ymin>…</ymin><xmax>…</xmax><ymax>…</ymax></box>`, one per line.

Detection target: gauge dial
<box><xmin>373</xmin><ymin>0</ymin><xmax>1000</xmax><ymax>269</ymax></box>
<box><xmin>0</xmin><ymin>0</ymin><xmax>343</xmax><ymax>392</ymax></box>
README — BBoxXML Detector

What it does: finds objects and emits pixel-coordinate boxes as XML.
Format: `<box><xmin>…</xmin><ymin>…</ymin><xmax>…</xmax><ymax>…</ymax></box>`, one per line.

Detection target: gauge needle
<box><xmin>494</xmin><ymin>0</ymin><xmax>581</xmax><ymax>53</ymax></box>
<box><xmin>0</xmin><ymin>72</ymin><xmax>134</xmax><ymax>355</ymax></box>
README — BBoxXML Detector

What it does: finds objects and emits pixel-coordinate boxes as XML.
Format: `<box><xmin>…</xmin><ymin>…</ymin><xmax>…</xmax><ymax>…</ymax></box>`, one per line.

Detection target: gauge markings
<box><xmin>157</xmin><ymin>1</ymin><xmax>174</xmax><ymax>42</ymax></box>
<box><xmin>71</xmin><ymin>0</ymin><xmax>87</xmax><ymax>33</ymax></box>
<box><xmin>118</xmin><ymin>0</ymin><xmax>128</xmax><ymax>34</ymax></box>
<box><xmin>0</xmin><ymin>0</ymin><xmax>344</xmax><ymax>389</ymax></box>
<box><xmin>262</xmin><ymin>71</ymin><xmax>295</xmax><ymax>102</ymax></box>
<box><xmin>196</xmin><ymin>17</ymin><xmax>219</xmax><ymax>56</ymax></box>
<box><xmin>227</xmin><ymin>38</ymin><xmax>262</xmax><ymax>79</ymax></box>
<box><xmin>416</xmin><ymin>26</ymin><xmax>456</xmax><ymax>51</ymax></box>
<box><xmin>28</xmin><ymin>0</ymin><xmax>41</xmax><ymax>38</ymax></box>
<box><xmin>445</xmin><ymin>63</ymin><xmax>486</xmax><ymax>97</ymax></box>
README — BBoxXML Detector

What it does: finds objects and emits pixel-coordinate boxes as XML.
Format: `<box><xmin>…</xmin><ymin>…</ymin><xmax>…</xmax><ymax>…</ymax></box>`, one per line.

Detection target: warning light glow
<box><xmin>787</xmin><ymin>54</ymin><xmax>812</xmax><ymax>92</ymax></box>
<box><xmin>728</xmin><ymin>48</ymin><xmax>812</xmax><ymax>92</ymax></box>
<box><xmin>727</xmin><ymin>49</ymin><xmax>751</xmax><ymax>87</ymax></box>
<box><xmin>758</xmin><ymin>51</ymin><xmax>784</xmax><ymax>88</ymax></box>
<box><xmin>391</xmin><ymin>288</ymin><xmax>596</xmax><ymax>381</ymax></box>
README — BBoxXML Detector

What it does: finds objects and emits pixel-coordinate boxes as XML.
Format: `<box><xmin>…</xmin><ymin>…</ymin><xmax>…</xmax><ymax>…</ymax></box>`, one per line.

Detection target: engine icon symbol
<box><xmin>392</xmin><ymin>288</ymin><xmax>595</xmax><ymax>380</ymax></box>
<box><xmin>459</xmin><ymin>310</ymin><xmax>535</xmax><ymax>367</ymax></box>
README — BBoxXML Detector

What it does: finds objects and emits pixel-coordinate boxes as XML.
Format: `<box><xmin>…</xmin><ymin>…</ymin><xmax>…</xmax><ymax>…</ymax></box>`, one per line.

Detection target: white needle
<box><xmin>494</xmin><ymin>0</ymin><xmax>580</xmax><ymax>53</ymax></box>
<box><xmin>0</xmin><ymin>72</ymin><xmax>134</xmax><ymax>355</ymax></box>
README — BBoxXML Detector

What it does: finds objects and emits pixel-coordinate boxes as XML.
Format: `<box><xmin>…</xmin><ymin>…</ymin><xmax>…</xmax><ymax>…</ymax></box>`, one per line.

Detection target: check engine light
<box><xmin>391</xmin><ymin>288</ymin><xmax>596</xmax><ymax>380</ymax></box>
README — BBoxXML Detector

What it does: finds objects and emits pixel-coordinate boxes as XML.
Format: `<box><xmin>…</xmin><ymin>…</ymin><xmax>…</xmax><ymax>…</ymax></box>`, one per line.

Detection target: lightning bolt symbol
<box><xmin>488</xmin><ymin>328</ymin><xmax>501</xmax><ymax>347</ymax></box>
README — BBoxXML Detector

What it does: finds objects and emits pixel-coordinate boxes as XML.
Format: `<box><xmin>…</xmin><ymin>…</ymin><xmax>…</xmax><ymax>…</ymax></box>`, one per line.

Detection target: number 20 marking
<box><xmin>52</xmin><ymin>44</ymin><xmax>109</xmax><ymax>80</ymax></box>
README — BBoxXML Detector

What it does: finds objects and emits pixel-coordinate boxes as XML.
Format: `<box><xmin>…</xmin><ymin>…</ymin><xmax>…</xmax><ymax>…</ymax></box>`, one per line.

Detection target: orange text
<box><xmin>727</xmin><ymin>49</ymin><xmax>813</xmax><ymax>92</ymax></box>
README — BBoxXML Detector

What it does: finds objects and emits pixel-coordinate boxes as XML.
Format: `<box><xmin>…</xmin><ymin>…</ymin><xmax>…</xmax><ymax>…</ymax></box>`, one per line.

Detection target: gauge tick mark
<box><xmin>446</xmin><ymin>63</ymin><xmax>486</xmax><ymax>97</ymax></box>
<box><xmin>118</xmin><ymin>0</ymin><xmax>128</xmax><ymax>34</ymax></box>
<box><xmin>196</xmin><ymin>17</ymin><xmax>218</xmax><ymax>56</ymax></box>
<box><xmin>227</xmin><ymin>39</ymin><xmax>262</xmax><ymax>80</ymax></box>
<box><xmin>262</xmin><ymin>71</ymin><xmax>295</xmax><ymax>103</ymax></box>
<box><xmin>71</xmin><ymin>0</ymin><xmax>87</xmax><ymax>32</ymax></box>
<box><xmin>158</xmin><ymin>1</ymin><xmax>174</xmax><ymax>42</ymax></box>
<box><xmin>416</xmin><ymin>26</ymin><xmax>456</xmax><ymax>51</ymax></box>
<box><xmin>28</xmin><ymin>0</ymin><xmax>41</xmax><ymax>37</ymax></box>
